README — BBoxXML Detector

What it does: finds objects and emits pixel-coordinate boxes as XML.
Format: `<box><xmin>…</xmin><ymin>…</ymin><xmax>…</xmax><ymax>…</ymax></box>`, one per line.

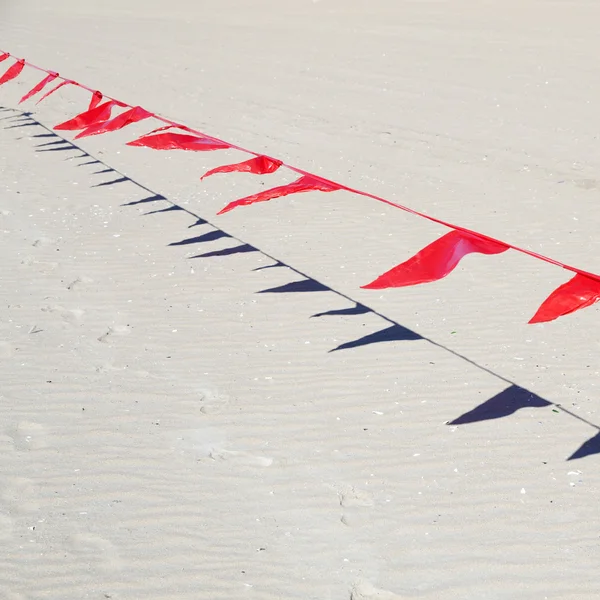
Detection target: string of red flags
<box><xmin>2</xmin><ymin>49</ymin><xmax>600</xmax><ymax>325</ymax></box>
<box><xmin>528</xmin><ymin>274</ymin><xmax>600</xmax><ymax>325</ymax></box>
<box><xmin>218</xmin><ymin>175</ymin><xmax>341</xmax><ymax>215</ymax></box>
<box><xmin>361</xmin><ymin>231</ymin><xmax>509</xmax><ymax>289</ymax></box>
<box><xmin>201</xmin><ymin>155</ymin><xmax>283</xmax><ymax>180</ymax></box>
<box><xmin>19</xmin><ymin>72</ymin><xmax>58</xmax><ymax>104</ymax></box>
<box><xmin>55</xmin><ymin>100</ymin><xmax>121</xmax><ymax>131</ymax></box>
<box><xmin>89</xmin><ymin>91</ymin><xmax>103</xmax><ymax>110</ymax></box>
<box><xmin>127</xmin><ymin>130</ymin><xmax>231</xmax><ymax>151</ymax></box>
<box><xmin>0</xmin><ymin>58</ymin><xmax>24</xmax><ymax>85</ymax></box>
<box><xmin>75</xmin><ymin>105</ymin><xmax>153</xmax><ymax>139</ymax></box>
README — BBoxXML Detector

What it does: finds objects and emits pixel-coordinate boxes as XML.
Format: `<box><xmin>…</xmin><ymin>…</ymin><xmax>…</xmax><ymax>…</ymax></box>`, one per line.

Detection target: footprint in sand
<box><xmin>208</xmin><ymin>448</ymin><xmax>273</xmax><ymax>467</ymax></box>
<box><xmin>67</xmin><ymin>532</ymin><xmax>121</xmax><ymax>572</ymax></box>
<box><xmin>7</xmin><ymin>421</ymin><xmax>50</xmax><ymax>451</ymax></box>
<box><xmin>0</xmin><ymin>477</ymin><xmax>39</xmax><ymax>514</ymax></box>
<box><xmin>67</xmin><ymin>276</ymin><xmax>94</xmax><ymax>291</ymax></box>
<box><xmin>20</xmin><ymin>256</ymin><xmax>59</xmax><ymax>272</ymax></box>
<box><xmin>41</xmin><ymin>305</ymin><xmax>85</xmax><ymax>326</ymax></box>
<box><xmin>97</xmin><ymin>325</ymin><xmax>131</xmax><ymax>343</ymax></box>
<box><xmin>173</xmin><ymin>427</ymin><xmax>272</xmax><ymax>466</ymax></box>
<box><xmin>338</xmin><ymin>486</ymin><xmax>374</xmax><ymax>508</ymax></box>
<box><xmin>31</xmin><ymin>237</ymin><xmax>54</xmax><ymax>248</ymax></box>
<box><xmin>351</xmin><ymin>580</ymin><xmax>404</xmax><ymax>600</ymax></box>
<box><xmin>197</xmin><ymin>388</ymin><xmax>230</xmax><ymax>415</ymax></box>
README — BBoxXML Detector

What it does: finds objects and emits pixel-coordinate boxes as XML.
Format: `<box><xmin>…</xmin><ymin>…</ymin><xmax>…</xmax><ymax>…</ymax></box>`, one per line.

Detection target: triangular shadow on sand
<box><xmin>258</xmin><ymin>279</ymin><xmax>329</xmax><ymax>294</ymax></box>
<box><xmin>92</xmin><ymin>176</ymin><xmax>130</xmax><ymax>188</ymax></box>
<box><xmin>312</xmin><ymin>303</ymin><xmax>371</xmax><ymax>318</ymax></box>
<box><xmin>36</xmin><ymin>140</ymin><xmax>71</xmax><ymax>149</ymax></box>
<box><xmin>568</xmin><ymin>432</ymin><xmax>600</xmax><ymax>460</ymax></box>
<box><xmin>191</xmin><ymin>243</ymin><xmax>258</xmax><ymax>258</ymax></box>
<box><xmin>449</xmin><ymin>384</ymin><xmax>552</xmax><ymax>425</ymax></box>
<box><xmin>253</xmin><ymin>261</ymin><xmax>285</xmax><ymax>271</ymax></box>
<box><xmin>121</xmin><ymin>194</ymin><xmax>166</xmax><ymax>207</ymax></box>
<box><xmin>188</xmin><ymin>217</ymin><xmax>209</xmax><ymax>228</ymax></box>
<box><xmin>169</xmin><ymin>230</ymin><xmax>231</xmax><ymax>247</ymax></box>
<box><xmin>331</xmin><ymin>323</ymin><xmax>422</xmax><ymax>352</ymax></box>
<box><xmin>144</xmin><ymin>205</ymin><xmax>184</xmax><ymax>216</ymax></box>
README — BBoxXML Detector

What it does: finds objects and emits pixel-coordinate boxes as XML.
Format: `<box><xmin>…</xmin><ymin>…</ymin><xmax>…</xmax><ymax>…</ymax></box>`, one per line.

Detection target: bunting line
<box><xmin>2</xmin><ymin>49</ymin><xmax>600</xmax><ymax>324</ymax></box>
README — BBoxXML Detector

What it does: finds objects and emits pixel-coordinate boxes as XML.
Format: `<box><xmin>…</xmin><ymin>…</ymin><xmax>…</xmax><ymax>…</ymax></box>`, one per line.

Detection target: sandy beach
<box><xmin>1</xmin><ymin>2</ymin><xmax>599</xmax><ymax>598</ymax></box>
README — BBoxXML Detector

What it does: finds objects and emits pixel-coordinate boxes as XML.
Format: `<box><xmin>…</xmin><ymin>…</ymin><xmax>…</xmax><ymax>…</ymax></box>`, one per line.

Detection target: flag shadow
<box><xmin>7</xmin><ymin>107</ymin><xmax>599</xmax><ymax>461</ymax></box>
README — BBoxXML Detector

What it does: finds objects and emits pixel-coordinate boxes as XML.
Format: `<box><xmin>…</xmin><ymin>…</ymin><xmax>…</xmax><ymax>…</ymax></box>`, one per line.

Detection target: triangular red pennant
<box><xmin>362</xmin><ymin>230</ymin><xmax>509</xmax><ymax>289</ymax></box>
<box><xmin>218</xmin><ymin>174</ymin><xmax>341</xmax><ymax>215</ymax></box>
<box><xmin>75</xmin><ymin>106</ymin><xmax>154</xmax><ymax>139</ymax></box>
<box><xmin>201</xmin><ymin>155</ymin><xmax>282</xmax><ymax>180</ymax></box>
<box><xmin>54</xmin><ymin>100</ymin><xmax>117</xmax><ymax>131</ymax></box>
<box><xmin>529</xmin><ymin>273</ymin><xmax>600</xmax><ymax>324</ymax></box>
<box><xmin>126</xmin><ymin>131</ymin><xmax>230</xmax><ymax>151</ymax></box>
<box><xmin>36</xmin><ymin>79</ymin><xmax>74</xmax><ymax>104</ymax></box>
<box><xmin>0</xmin><ymin>53</ymin><xmax>9</xmax><ymax>63</ymax></box>
<box><xmin>89</xmin><ymin>91</ymin><xmax>103</xmax><ymax>110</ymax></box>
<box><xmin>0</xmin><ymin>59</ymin><xmax>25</xmax><ymax>86</ymax></box>
<box><xmin>19</xmin><ymin>72</ymin><xmax>59</xmax><ymax>103</ymax></box>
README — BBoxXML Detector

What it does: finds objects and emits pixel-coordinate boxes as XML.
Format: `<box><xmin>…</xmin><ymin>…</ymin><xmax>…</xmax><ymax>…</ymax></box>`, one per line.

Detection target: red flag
<box><xmin>89</xmin><ymin>91</ymin><xmax>103</xmax><ymax>110</ymax></box>
<box><xmin>36</xmin><ymin>79</ymin><xmax>74</xmax><ymax>104</ymax></box>
<box><xmin>0</xmin><ymin>53</ymin><xmax>9</xmax><ymax>63</ymax></box>
<box><xmin>218</xmin><ymin>174</ymin><xmax>341</xmax><ymax>215</ymax></box>
<box><xmin>19</xmin><ymin>72</ymin><xmax>58</xmax><ymax>103</ymax></box>
<box><xmin>54</xmin><ymin>100</ymin><xmax>117</xmax><ymax>131</ymax></box>
<box><xmin>362</xmin><ymin>230</ymin><xmax>509</xmax><ymax>289</ymax></box>
<box><xmin>75</xmin><ymin>106</ymin><xmax>153</xmax><ymax>139</ymax></box>
<box><xmin>201</xmin><ymin>155</ymin><xmax>282</xmax><ymax>180</ymax></box>
<box><xmin>0</xmin><ymin>59</ymin><xmax>25</xmax><ymax>86</ymax></box>
<box><xmin>529</xmin><ymin>273</ymin><xmax>600</xmax><ymax>324</ymax></box>
<box><xmin>127</xmin><ymin>131</ymin><xmax>230</xmax><ymax>151</ymax></box>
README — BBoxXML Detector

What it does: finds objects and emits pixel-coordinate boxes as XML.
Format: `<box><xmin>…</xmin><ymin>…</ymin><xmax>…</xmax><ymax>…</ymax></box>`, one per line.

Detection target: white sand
<box><xmin>1</xmin><ymin>2</ymin><xmax>599</xmax><ymax>598</ymax></box>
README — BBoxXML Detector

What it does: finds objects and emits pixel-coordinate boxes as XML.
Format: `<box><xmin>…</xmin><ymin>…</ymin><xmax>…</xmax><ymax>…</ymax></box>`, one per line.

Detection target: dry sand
<box><xmin>1</xmin><ymin>1</ymin><xmax>599</xmax><ymax>598</ymax></box>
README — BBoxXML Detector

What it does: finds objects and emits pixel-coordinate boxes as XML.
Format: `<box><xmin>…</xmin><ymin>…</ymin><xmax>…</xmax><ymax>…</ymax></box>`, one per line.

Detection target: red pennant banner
<box><xmin>3</xmin><ymin>49</ymin><xmax>600</xmax><ymax>326</ymax></box>
<box><xmin>218</xmin><ymin>174</ymin><xmax>341</xmax><ymax>215</ymax></box>
<box><xmin>127</xmin><ymin>131</ymin><xmax>231</xmax><ymax>151</ymax></box>
<box><xmin>36</xmin><ymin>79</ymin><xmax>75</xmax><ymax>104</ymax></box>
<box><xmin>75</xmin><ymin>106</ymin><xmax>154</xmax><ymax>139</ymax></box>
<box><xmin>0</xmin><ymin>59</ymin><xmax>25</xmax><ymax>86</ymax></box>
<box><xmin>19</xmin><ymin>72</ymin><xmax>59</xmax><ymax>104</ymax></box>
<box><xmin>89</xmin><ymin>91</ymin><xmax>103</xmax><ymax>110</ymax></box>
<box><xmin>201</xmin><ymin>155</ymin><xmax>282</xmax><ymax>180</ymax></box>
<box><xmin>55</xmin><ymin>100</ymin><xmax>118</xmax><ymax>131</ymax></box>
<box><xmin>529</xmin><ymin>273</ymin><xmax>600</xmax><ymax>324</ymax></box>
<box><xmin>362</xmin><ymin>230</ymin><xmax>509</xmax><ymax>289</ymax></box>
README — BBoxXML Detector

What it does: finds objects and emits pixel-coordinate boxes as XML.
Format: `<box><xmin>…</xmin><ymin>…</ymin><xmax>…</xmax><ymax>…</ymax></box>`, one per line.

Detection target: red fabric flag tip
<box><xmin>0</xmin><ymin>59</ymin><xmax>25</xmax><ymax>86</ymax></box>
<box><xmin>54</xmin><ymin>100</ymin><xmax>117</xmax><ymax>131</ymax></box>
<box><xmin>19</xmin><ymin>72</ymin><xmax>58</xmax><ymax>103</ymax></box>
<box><xmin>529</xmin><ymin>273</ymin><xmax>600</xmax><ymax>324</ymax></box>
<box><xmin>218</xmin><ymin>174</ymin><xmax>341</xmax><ymax>215</ymax></box>
<box><xmin>362</xmin><ymin>230</ymin><xmax>509</xmax><ymax>289</ymax></box>
<box><xmin>126</xmin><ymin>131</ymin><xmax>230</xmax><ymax>151</ymax></box>
<box><xmin>0</xmin><ymin>52</ymin><xmax>10</xmax><ymax>63</ymax></box>
<box><xmin>201</xmin><ymin>155</ymin><xmax>282</xmax><ymax>180</ymax></box>
<box><xmin>89</xmin><ymin>90</ymin><xmax>103</xmax><ymax>110</ymax></box>
<box><xmin>36</xmin><ymin>79</ymin><xmax>74</xmax><ymax>104</ymax></box>
<box><xmin>75</xmin><ymin>106</ymin><xmax>154</xmax><ymax>139</ymax></box>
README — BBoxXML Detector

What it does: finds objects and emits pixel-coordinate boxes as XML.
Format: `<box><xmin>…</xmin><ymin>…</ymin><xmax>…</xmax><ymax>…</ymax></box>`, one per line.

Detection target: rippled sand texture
<box><xmin>1</xmin><ymin>1</ymin><xmax>599</xmax><ymax>599</ymax></box>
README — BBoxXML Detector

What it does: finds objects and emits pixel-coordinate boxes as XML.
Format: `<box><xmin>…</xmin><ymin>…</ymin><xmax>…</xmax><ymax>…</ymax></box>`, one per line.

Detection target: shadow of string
<box><xmin>3</xmin><ymin>106</ymin><xmax>598</xmax><ymax>459</ymax></box>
